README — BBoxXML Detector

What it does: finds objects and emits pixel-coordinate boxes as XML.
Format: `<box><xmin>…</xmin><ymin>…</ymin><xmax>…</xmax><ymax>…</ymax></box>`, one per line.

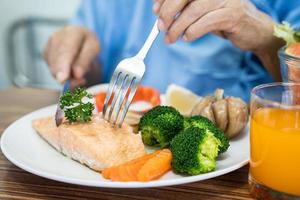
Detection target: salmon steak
<box><xmin>32</xmin><ymin>114</ymin><xmax>146</xmax><ymax>172</ymax></box>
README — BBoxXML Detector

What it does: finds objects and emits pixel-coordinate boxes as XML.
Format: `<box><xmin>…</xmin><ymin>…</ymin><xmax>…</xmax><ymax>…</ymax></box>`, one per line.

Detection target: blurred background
<box><xmin>0</xmin><ymin>0</ymin><xmax>80</xmax><ymax>90</ymax></box>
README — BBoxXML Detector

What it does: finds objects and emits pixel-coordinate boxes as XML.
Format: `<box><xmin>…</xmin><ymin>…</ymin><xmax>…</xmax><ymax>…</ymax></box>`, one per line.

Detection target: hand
<box><xmin>154</xmin><ymin>0</ymin><xmax>276</xmax><ymax>52</ymax></box>
<box><xmin>153</xmin><ymin>0</ymin><xmax>284</xmax><ymax>80</ymax></box>
<box><xmin>44</xmin><ymin>26</ymin><xmax>100</xmax><ymax>86</ymax></box>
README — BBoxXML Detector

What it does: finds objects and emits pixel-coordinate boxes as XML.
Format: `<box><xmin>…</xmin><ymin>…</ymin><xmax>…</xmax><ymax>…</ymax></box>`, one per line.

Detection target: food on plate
<box><xmin>138</xmin><ymin>106</ymin><xmax>184</xmax><ymax>147</ymax></box>
<box><xmin>102</xmin><ymin>149</ymin><xmax>172</xmax><ymax>182</ymax></box>
<box><xmin>121</xmin><ymin>111</ymin><xmax>143</xmax><ymax>133</ymax></box>
<box><xmin>137</xmin><ymin>149</ymin><xmax>172</xmax><ymax>181</ymax></box>
<box><xmin>94</xmin><ymin>92</ymin><xmax>106</xmax><ymax>112</ymax></box>
<box><xmin>95</xmin><ymin>85</ymin><xmax>161</xmax><ymax>113</ymax></box>
<box><xmin>191</xmin><ymin>89</ymin><xmax>248</xmax><ymax>138</ymax></box>
<box><xmin>32</xmin><ymin>85</ymin><xmax>233</xmax><ymax>182</ymax></box>
<box><xmin>166</xmin><ymin>84</ymin><xmax>200</xmax><ymax>115</ymax></box>
<box><xmin>170</xmin><ymin>127</ymin><xmax>220</xmax><ymax>175</ymax></box>
<box><xmin>32</xmin><ymin>114</ymin><xmax>145</xmax><ymax>171</ymax></box>
<box><xmin>165</xmin><ymin>85</ymin><xmax>248</xmax><ymax>138</ymax></box>
<box><xmin>102</xmin><ymin>150</ymin><xmax>160</xmax><ymax>181</ymax></box>
<box><xmin>60</xmin><ymin>88</ymin><xmax>95</xmax><ymax>123</ymax></box>
<box><xmin>183</xmin><ymin>116</ymin><xmax>230</xmax><ymax>154</ymax></box>
<box><xmin>95</xmin><ymin>85</ymin><xmax>161</xmax><ymax>129</ymax></box>
<box><xmin>137</xmin><ymin>105</ymin><xmax>229</xmax><ymax>177</ymax></box>
<box><xmin>225</xmin><ymin>97</ymin><xmax>249</xmax><ymax>138</ymax></box>
<box><xmin>131</xmin><ymin>86</ymin><xmax>161</xmax><ymax>111</ymax></box>
<box><xmin>212</xmin><ymin>99</ymin><xmax>228</xmax><ymax>131</ymax></box>
<box><xmin>190</xmin><ymin>95</ymin><xmax>216</xmax><ymax>122</ymax></box>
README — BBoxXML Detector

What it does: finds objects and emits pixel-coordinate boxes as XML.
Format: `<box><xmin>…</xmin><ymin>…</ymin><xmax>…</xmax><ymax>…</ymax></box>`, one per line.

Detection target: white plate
<box><xmin>0</xmin><ymin>84</ymin><xmax>249</xmax><ymax>188</ymax></box>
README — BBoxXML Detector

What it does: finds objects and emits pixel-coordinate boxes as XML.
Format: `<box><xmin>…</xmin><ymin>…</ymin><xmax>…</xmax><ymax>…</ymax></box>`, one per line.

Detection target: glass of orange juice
<box><xmin>249</xmin><ymin>82</ymin><xmax>300</xmax><ymax>199</ymax></box>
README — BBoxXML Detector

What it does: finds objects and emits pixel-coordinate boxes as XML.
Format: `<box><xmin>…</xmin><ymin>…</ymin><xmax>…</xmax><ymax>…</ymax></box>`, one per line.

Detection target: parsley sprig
<box><xmin>59</xmin><ymin>88</ymin><xmax>95</xmax><ymax>123</ymax></box>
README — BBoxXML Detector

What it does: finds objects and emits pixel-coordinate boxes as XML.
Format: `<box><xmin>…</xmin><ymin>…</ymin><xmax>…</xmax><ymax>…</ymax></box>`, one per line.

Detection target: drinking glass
<box><xmin>249</xmin><ymin>82</ymin><xmax>300</xmax><ymax>199</ymax></box>
<box><xmin>279</xmin><ymin>47</ymin><xmax>300</xmax><ymax>82</ymax></box>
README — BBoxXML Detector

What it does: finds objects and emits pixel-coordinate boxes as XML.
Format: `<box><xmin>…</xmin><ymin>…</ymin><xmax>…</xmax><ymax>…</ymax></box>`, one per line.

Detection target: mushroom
<box><xmin>200</xmin><ymin>102</ymin><xmax>215</xmax><ymax>123</ymax></box>
<box><xmin>214</xmin><ymin>88</ymin><xmax>224</xmax><ymax>101</ymax></box>
<box><xmin>225</xmin><ymin>97</ymin><xmax>249</xmax><ymax>138</ymax></box>
<box><xmin>190</xmin><ymin>96</ymin><xmax>215</xmax><ymax>116</ymax></box>
<box><xmin>190</xmin><ymin>89</ymin><xmax>249</xmax><ymax>138</ymax></box>
<box><xmin>212</xmin><ymin>99</ymin><xmax>228</xmax><ymax>131</ymax></box>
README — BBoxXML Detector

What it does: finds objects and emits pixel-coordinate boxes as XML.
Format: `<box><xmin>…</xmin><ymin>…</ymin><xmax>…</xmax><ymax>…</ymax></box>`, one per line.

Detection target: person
<box><xmin>44</xmin><ymin>0</ymin><xmax>299</xmax><ymax>101</ymax></box>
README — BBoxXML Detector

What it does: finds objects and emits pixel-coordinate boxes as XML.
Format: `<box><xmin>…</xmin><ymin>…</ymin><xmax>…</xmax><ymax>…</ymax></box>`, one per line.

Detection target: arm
<box><xmin>250</xmin><ymin>11</ymin><xmax>285</xmax><ymax>81</ymax></box>
<box><xmin>254</xmin><ymin>34</ymin><xmax>284</xmax><ymax>81</ymax></box>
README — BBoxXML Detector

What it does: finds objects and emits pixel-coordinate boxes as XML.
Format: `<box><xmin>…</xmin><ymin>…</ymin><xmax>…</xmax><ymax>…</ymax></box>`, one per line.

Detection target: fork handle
<box><xmin>135</xmin><ymin>20</ymin><xmax>159</xmax><ymax>60</ymax></box>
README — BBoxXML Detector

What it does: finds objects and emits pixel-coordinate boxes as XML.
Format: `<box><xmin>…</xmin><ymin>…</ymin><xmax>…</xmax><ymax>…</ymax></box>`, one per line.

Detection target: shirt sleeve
<box><xmin>70</xmin><ymin>0</ymin><xmax>107</xmax><ymax>34</ymax></box>
<box><xmin>252</xmin><ymin>0</ymin><xmax>300</xmax><ymax>27</ymax></box>
<box><xmin>274</xmin><ymin>0</ymin><xmax>300</xmax><ymax>27</ymax></box>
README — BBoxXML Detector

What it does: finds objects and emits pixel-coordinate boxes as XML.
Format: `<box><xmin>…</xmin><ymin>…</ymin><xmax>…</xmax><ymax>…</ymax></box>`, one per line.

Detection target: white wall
<box><xmin>0</xmin><ymin>0</ymin><xmax>80</xmax><ymax>89</ymax></box>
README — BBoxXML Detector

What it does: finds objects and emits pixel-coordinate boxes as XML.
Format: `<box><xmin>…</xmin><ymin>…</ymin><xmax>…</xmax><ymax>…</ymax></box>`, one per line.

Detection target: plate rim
<box><xmin>1</xmin><ymin>126</ymin><xmax>249</xmax><ymax>188</ymax></box>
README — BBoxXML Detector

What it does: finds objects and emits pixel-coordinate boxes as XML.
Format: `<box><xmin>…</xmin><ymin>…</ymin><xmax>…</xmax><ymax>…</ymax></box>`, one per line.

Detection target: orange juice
<box><xmin>250</xmin><ymin>108</ymin><xmax>300</xmax><ymax>195</ymax></box>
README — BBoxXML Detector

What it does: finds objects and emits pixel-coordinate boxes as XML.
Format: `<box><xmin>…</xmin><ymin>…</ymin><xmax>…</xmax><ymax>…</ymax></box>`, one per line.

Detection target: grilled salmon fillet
<box><xmin>32</xmin><ymin>114</ymin><xmax>145</xmax><ymax>171</ymax></box>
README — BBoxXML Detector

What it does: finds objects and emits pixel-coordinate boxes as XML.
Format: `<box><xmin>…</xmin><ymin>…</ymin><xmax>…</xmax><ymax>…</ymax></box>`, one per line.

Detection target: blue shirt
<box><xmin>72</xmin><ymin>0</ymin><xmax>300</xmax><ymax>101</ymax></box>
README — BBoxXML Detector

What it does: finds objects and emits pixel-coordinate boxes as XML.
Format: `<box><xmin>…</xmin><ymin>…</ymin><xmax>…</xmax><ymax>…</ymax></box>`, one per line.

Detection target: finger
<box><xmin>72</xmin><ymin>33</ymin><xmax>100</xmax><ymax>79</ymax></box>
<box><xmin>158</xmin><ymin>0</ymin><xmax>188</xmax><ymax>31</ymax></box>
<box><xmin>183</xmin><ymin>8</ymin><xmax>234</xmax><ymax>42</ymax></box>
<box><xmin>52</xmin><ymin>28</ymin><xmax>85</xmax><ymax>82</ymax></box>
<box><xmin>166</xmin><ymin>0</ymin><xmax>225</xmax><ymax>43</ymax></box>
<box><xmin>212</xmin><ymin>31</ymin><xmax>227</xmax><ymax>39</ymax></box>
<box><xmin>48</xmin><ymin>27</ymin><xmax>85</xmax><ymax>82</ymax></box>
<box><xmin>153</xmin><ymin>0</ymin><xmax>165</xmax><ymax>15</ymax></box>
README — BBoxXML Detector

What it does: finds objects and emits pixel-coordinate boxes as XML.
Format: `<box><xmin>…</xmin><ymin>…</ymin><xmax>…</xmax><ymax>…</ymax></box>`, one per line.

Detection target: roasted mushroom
<box><xmin>190</xmin><ymin>96</ymin><xmax>216</xmax><ymax>123</ymax></box>
<box><xmin>225</xmin><ymin>97</ymin><xmax>249</xmax><ymax>138</ymax></box>
<box><xmin>190</xmin><ymin>89</ymin><xmax>249</xmax><ymax>138</ymax></box>
<box><xmin>200</xmin><ymin>102</ymin><xmax>215</xmax><ymax>123</ymax></box>
<box><xmin>214</xmin><ymin>88</ymin><xmax>224</xmax><ymax>100</ymax></box>
<box><xmin>212</xmin><ymin>99</ymin><xmax>228</xmax><ymax>131</ymax></box>
<box><xmin>190</xmin><ymin>96</ymin><xmax>215</xmax><ymax>115</ymax></box>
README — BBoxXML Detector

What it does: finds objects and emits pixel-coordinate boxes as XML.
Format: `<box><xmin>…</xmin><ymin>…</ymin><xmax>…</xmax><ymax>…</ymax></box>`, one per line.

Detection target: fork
<box><xmin>102</xmin><ymin>20</ymin><xmax>159</xmax><ymax>127</ymax></box>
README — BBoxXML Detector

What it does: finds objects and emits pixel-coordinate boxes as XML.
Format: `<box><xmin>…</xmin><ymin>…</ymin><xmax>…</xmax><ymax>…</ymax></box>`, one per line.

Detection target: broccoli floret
<box><xmin>138</xmin><ymin>106</ymin><xmax>184</xmax><ymax>147</ymax></box>
<box><xmin>170</xmin><ymin>127</ymin><xmax>221</xmax><ymax>175</ymax></box>
<box><xmin>184</xmin><ymin>116</ymin><xmax>229</xmax><ymax>154</ymax></box>
<box><xmin>183</xmin><ymin>117</ymin><xmax>191</xmax><ymax>130</ymax></box>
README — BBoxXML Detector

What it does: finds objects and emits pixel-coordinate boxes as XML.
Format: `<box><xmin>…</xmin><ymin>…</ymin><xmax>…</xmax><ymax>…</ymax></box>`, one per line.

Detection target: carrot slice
<box><xmin>132</xmin><ymin>86</ymin><xmax>161</xmax><ymax>112</ymax></box>
<box><xmin>102</xmin><ymin>166</ymin><xmax>116</xmax><ymax>179</ymax></box>
<box><xmin>95</xmin><ymin>86</ymin><xmax>161</xmax><ymax>113</ymax></box>
<box><xmin>137</xmin><ymin>149</ymin><xmax>172</xmax><ymax>182</ymax></box>
<box><xmin>110</xmin><ymin>161</ymin><xmax>144</xmax><ymax>182</ymax></box>
<box><xmin>102</xmin><ymin>150</ymin><xmax>161</xmax><ymax>181</ymax></box>
<box><xmin>95</xmin><ymin>92</ymin><xmax>107</xmax><ymax>112</ymax></box>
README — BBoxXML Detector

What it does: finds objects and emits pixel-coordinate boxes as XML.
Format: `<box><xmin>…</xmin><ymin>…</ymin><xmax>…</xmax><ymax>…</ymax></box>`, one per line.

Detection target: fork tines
<box><xmin>102</xmin><ymin>20</ymin><xmax>157</xmax><ymax>127</ymax></box>
<box><xmin>102</xmin><ymin>70</ymin><xmax>140</xmax><ymax>127</ymax></box>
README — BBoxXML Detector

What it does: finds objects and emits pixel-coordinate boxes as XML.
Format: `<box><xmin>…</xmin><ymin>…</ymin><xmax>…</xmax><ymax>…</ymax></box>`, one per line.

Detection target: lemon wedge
<box><xmin>166</xmin><ymin>84</ymin><xmax>200</xmax><ymax>115</ymax></box>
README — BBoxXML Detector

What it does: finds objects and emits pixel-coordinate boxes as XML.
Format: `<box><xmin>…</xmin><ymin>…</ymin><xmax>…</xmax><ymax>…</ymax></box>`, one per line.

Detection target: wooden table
<box><xmin>0</xmin><ymin>88</ymin><xmax>253</xmax><ymax>200</ymax></box>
